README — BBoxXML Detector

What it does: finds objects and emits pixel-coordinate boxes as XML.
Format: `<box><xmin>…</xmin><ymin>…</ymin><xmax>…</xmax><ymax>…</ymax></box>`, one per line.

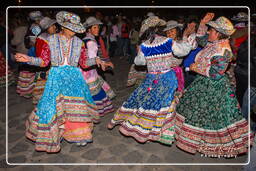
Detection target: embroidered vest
<box><xmin>48</xmin><ymin>34</ymin><xmax>83</xmax><ymax>66</ymax></box>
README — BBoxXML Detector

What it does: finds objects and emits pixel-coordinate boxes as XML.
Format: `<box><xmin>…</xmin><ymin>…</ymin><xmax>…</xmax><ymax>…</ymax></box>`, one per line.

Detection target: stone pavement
<box><xmin>0</xmin><ymin>56</ymin><xmax>250</xmax><ymax>170</ymax></box>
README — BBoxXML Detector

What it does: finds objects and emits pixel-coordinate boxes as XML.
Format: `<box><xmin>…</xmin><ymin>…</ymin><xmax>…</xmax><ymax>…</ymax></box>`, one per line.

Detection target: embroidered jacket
<box><xmin>190</xmin><ymin>24</ymin><xmax>233</xmax><ymax>80</ymax></box>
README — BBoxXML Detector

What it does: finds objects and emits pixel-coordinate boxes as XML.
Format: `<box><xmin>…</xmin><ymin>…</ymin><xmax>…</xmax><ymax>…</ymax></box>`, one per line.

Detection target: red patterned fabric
<box><xmin>78</xmin><ymin>44</ymin><xmax>88</xmax><ymax>69</ymax></box>
<box><xmin>36</xmin><ymin>39</ymin><xmax>51</xmax><ymax>67</ymax></box>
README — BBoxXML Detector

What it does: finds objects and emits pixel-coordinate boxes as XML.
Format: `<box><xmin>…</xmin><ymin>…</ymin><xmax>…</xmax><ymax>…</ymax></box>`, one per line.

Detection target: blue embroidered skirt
<box><xmin>110</xmin><ymin>70</ymin><xmax>178</xmax><ymax>144</ymax></box>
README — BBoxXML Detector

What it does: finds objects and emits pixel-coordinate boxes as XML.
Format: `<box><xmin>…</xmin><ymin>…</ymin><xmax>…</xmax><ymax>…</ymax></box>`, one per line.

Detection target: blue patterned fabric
<box><xmin>123</xmin><ymin>70</ymin><xmax>178</xmax><ymax>111</ymax></box>
<box><xmin>28</xmin><ymin>47</ymin><xmax>36</xmax><ymax>57</ymax></box>
<box><xmin>36</xmin><ymin>65</ymin><xmax>95</xmax><ymax>124</ymax></box>
<box><xmin>183</xmin><ymin>47</ymin><xmax>202</xmax><ymax>68</ymax></box>
<box><xmin>24</xmin><ymin>47</ymin><xmax>36</xmax><ymax>65</ymax></box>
<box><xmin>92</xmin><ymin>88</ymin><xmax>107</xmax><ymax>101</ymax></box>
<box><xmin>141</xmin><ymin>39</ymin><xmax>173</xmax><ymax>57</ymax></box>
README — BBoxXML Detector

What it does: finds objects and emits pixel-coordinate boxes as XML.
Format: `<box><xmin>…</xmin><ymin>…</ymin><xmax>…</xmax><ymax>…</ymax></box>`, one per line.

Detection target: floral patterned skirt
<box><xmin>175</xmin><ymin>74</ymin><xmax>253</xmax><ymax>157</ymax></box>
<box><xmin>25</xmin><ymin>65</ymin><xmax>99</xmax><ymax>153</ymax></box>
<box><xmin>110</xmin><ymin>70</ymin><xmax>178</xmax><ymax>144</ymax></box>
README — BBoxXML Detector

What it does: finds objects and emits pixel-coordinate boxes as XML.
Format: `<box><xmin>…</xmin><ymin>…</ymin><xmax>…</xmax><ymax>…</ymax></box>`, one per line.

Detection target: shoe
<box><xmin>80</xmin><ymin>142</ymin><xmax>87</xmax><ymax>146</ymax></box>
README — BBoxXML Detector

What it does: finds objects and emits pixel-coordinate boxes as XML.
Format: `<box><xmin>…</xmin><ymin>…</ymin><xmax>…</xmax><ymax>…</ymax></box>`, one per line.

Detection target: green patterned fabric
<box><xmin>176</xmin><ymin>74</ymin><xmax>243</xmax><ymax>130</ymax></box>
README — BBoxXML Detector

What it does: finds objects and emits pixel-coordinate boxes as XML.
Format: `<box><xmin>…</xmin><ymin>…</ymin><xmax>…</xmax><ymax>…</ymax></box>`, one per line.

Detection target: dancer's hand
<box><xmin>201</xmin><ymin>13</ymin><xmax>215</xmax><ymax>25</ymax></box>
<box><xmin>15</xmin><ymin>53</ymin><xmax>30</xmax><ymax>62</ymax></box>
<box><xmin>183</xmin><ymin>22</ymin><xmax>196</xmax><ymax>37</ymax></box>
<box><xmin>105</xmin><ymin>61</ymin><xmax>114</xmax><ymax>69</ymax></box>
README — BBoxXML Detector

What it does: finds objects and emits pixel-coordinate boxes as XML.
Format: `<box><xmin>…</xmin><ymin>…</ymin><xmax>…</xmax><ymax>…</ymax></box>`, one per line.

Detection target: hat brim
<box><xmin>83</xmin><ymin>20</ymin><xmax>103</xmax><ymax>28</ymax></box>
<box><xmin>163</xmin><ymin>25</ymin><xmax>178</xmax><ymax>31</ymax></box>
<box><xmin>58</xmin><ymin>21</ymin><xmax>85</xmax><ymax>33</ymax></box>
<box><xmin>231</xmin><ymin>16</ymin><xmax>248</xmax><ymax>21</ymax></box>
<box><xmin>44</xmin><ymin>20</ymin><xmax>57</xmax><ymax>30</ymax></box>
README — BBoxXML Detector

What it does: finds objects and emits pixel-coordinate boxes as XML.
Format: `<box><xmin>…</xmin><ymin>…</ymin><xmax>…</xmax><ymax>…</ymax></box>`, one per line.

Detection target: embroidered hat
<box><xmin>231</xmin><ymin>12</ymin><xmax>248</xmax><ymax>21</ymax></box>
<box><xmin>207</xmin><ymin>16</ymin><xmax>236</xmax><ymax>36</ymax></box>
<box><xmin>39</xmin><ymin>17</ymin><xmax>56</xmax><ymax>30</ymax></box>
<box><xmin>163</xmin><ymin>20</ymin><xmax>182</xmax><ymax>31</ymax></box>
<box><xmin>30</xmin><ymin>24</ymin><xmax>41</xmax><ymax>36</ymax></box>
<box><xmin>56</xmin><ymin>11</ymin><xmax>85</xmax><ymax>33</ymax></box>
<box><xmin>29</xmin><ymin>11</ymin><xmax>43</xmax><ymax>21</ymax></box>
<box><xmin>83</xmin><ymin>16</ymin><xmax>103</xmax><ymax>28</ymax></box>
<box><xmin>139</xmin><ymin>16</ymin><xmax>166</xmax><ymax>37</ymax></box>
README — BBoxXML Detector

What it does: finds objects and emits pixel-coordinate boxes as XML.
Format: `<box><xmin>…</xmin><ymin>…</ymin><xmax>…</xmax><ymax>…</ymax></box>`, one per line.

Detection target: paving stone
<box><xmin>97</xmin><ymin>156</ymin><xmax>117</xmax><ymax>163</ymax></box>
<box><xmin>81</xmin><ymin>148</ymin><xmax>103</xmax><ymax>160</ymax></box>
<box><xmin>8</xmin><ymin>119</ymin><xmax>23</xmax><ymax>128</ymax></box>
<box><xmin>8</xmin><ymin>155</ymin><xmax>26</xmax><ymax>163</ymax></box>
<box><xmin>16</xmin><ymin>123</ymin><xmax>26</xmax><ymax>131</ymax></box>
<box><xmin>147</xmin><ymin>154</ymin><xmax>163</xmax><ymax>163</ymax></box>
<box><xmin>10</xmin><ymin>141</ymin><xmax>29</xmax><ymax>153</ymax></box>
<box><xmin>44</xmin><ymin>154</ymin><xmax>77</xmax><ymax>163</ymax></box>
<box><xmin>108</xmin><ymin>166</ymin><xmax>131</xmax><ymax>171</ymax></box>
<box><xmin>18</xmin><ymin>165</ymin><xmax>44</xmax><ymax>171</ymax></box>
<box><xmin>0</xmin><ymin>145</ymin><xmax>5</xmax><ymax>156</ymax></box>
<box><xmin>8</xmin><ymin>133</ymin><xmax>24</xmax><ymax>143</ymax></box>
<box><xmin>108</xmin><ymin>143</ymin><xmax>128</xmax><ymax>156</ymax></box>
<box><xmin>0</xmin><ymin>127</ymin><xmax>5</xmax><ymax>135</ymax></box>
<box><xmin>70</xmin><ymin>142</ymin><xmax>94</xmax><ymax>153</ymax></box>
<box><xmin>32</xmin><ymin>151</ymin><xmax>46</xmax><ymax>158</ymax></box>
<box><xmin>0</xmin><ymin>158</ymin><xmax>16</xmax><ymax>168</ymax></box>
<box><xmin>97</xmin><ymin>136</ymin><xmax>115</xmax><ymax>146</ymax></box>
<box><xmin>122</xmin><ymin>151</ymin><xmax>143</xmax><ymax>163</ymax></box>
<box><xmin>71</xmin><ymin>165</ymin><xmax>90</xmax><ymax>171</ymax></box>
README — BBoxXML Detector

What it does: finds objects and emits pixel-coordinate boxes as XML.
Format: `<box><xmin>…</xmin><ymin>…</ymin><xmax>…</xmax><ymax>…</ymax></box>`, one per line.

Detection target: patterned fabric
<box><xmin>183</xmin><ymin>47</ymin><xmax>202</xmax><ymax>68</ymax></box>
<box><xmin>190</xmin><ymin>39</ymin><xmax>232</xmax><ymax>77</ymax></box>
<box><xmin>207</xmin><ymin>16</ymin><xmax>235</xmax><ymax>36</ymax></box>
<box><xmin>36</xmin><ymin>66</ymin><xmax>98</xmax><ymax>124</ymax></box>
<box><xmin>32</xmin><ymin>34</ymin><xmax>50</xmax><ymax>104</ymax></box>
<box><xmin>25</xmin><ymin>34</ymin><xmax>99</xmax><ymax>152</ymax></box>
<box><xmin>62</xmin><ymin>120</ymin><xmax>93</xmax><ymax>143</ymax></box>
<box><xmin>0</xmin><ymin>51</ymin><xmax>15</xmax><ymax>87</ymax></box>
<box><xmin>26</xmin><ymin>66</ymin><xmax>99</xmax><ymax>152</ymax></box>
<box><xmin>175</xmin><ymin>37</ymin><xmax>252</xmax><ymax>157</ymax></box>
<box><xmin>126</xmin><ymin>64</ymin><xmax>147</xmax><ymax>87</ymax></box>
<box><xmin>56</xmin><ymin>11</ymin><xmax>85</xmax><ymax>33</ymax></box>
<box><xmin>172</xmin><ymin>67</ymin><xmax>184</xmax><ymax>92</ymax></box>
<box><xmin>139</xmin><ymin>16</ymin><xmax>166</xmax><ymax>37</ymax></box>
<box><xmin>109</xmin><ymin>35</ymin><xmax>195</xmax><ymax>144</ymax></box>
<box><xmin>141</xmin><ymin>37</ymin><xmax>173</xmax><ymax>73</ymax></box>
<box><xmin>175</xmin><ymin>75</ymin><xmax>252</xmax><ymax>157</ymax></box>
<box><xmin>17</xmin><ymin>47</ymin><xmax>37</xmax><ymax>98</ymax></box>
<box><xmin>81</xmin><ymin>33</ymin><xmax>115</xmax><ymax>117</ymax></box>
<box><xmin>110</xmin><ymin>71</ymin><xmax>178</xmax><ymax>143</ymax></box>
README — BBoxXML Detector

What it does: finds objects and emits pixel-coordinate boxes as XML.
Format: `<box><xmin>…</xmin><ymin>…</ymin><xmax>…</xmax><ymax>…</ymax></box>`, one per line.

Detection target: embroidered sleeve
<box><xmin>182</xmin><ymin>33</ymin><xmax>197</xmax><ymax>50</ymax></box>
<box><xmin>172</xmin><ymin>40</ymin><xmax>193</xmax><ymax>57</ymax></box>
<box><xmin>27</xmin><ymin>40</ymin><xmax>50</xmax><ymax>67</ymax></box>
<box><xmin>209</xmin><ymin>50</ymin><xmax>232</xmax><ymax>80</ymax></box>
<box><xmin>79</xmin><ymin>43</ymin><xmax>96</xmax><ymax>68</ymax></box>
<box><xmin>134</xmin><ymin>47</ymin><xmax>146</xmax><ymax>66</ymax></box>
